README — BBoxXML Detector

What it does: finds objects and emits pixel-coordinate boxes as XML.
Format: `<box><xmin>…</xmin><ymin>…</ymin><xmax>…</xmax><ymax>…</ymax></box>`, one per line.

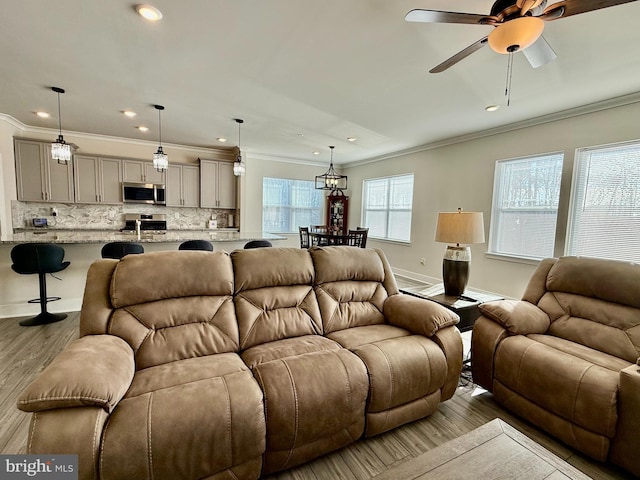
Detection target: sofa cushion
<box><xmin>232</xmin><ymin>248</ymin><xmax>323</xmax><ymax>350</ymax></box>
<box><xmin>495</xmin><ymin>335</ymin><xmax>619</xmax><ymax>438</ymax></box>
<box><xmin>327</xmin><ymin>324</ymin><xmax>411</xmax><ymax>349</ymax></box>
<box><xmin>241</xmin><ymin>335</ymin><xmax>341</xmax><ymax>369</ymax></box>
<box><xmin>250</xmin><ymin>348</ymin><xmax>368</xmax><ymax>474</ymax></box>
<box><xmin>478</xmin><ymin>300</ymin><xmax>550</xmax><ymax>335</ymax></box>
<box><xmin>107</xmin><ymin>251</ymin><xmax>239</xmax><ymax>369</ymax></box>
<box><xmin>547</xmin><ymin>256</ymin><xmax>640</xmax><ymax>309</ymax></box>
<box><xmin>101</xmin><ymin>354</ymin><xmax>265</xmax><ymax>480</ymax></box>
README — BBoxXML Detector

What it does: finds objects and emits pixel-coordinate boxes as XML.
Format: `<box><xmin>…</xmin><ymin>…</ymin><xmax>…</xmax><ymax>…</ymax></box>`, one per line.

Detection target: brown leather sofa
<box><xmin>17</xmin><ymin>246</ymin><xmax>463</xmax><ymax>480</ymax></box>
<box><xmin>472</xmin><ymin>256</ymin><xmax>640</xmax><ymax>477</ymax></box>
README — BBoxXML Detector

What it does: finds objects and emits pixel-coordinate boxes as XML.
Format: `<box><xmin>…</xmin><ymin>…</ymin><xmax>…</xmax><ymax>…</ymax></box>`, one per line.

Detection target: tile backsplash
<box><xmin>12</xmin><ymin>201</ymin><xmax>239</xmax><ymax>231</ymax></box>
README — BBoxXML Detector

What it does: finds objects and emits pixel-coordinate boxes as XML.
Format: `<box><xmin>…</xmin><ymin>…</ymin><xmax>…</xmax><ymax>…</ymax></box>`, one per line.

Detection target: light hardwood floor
<box><xmin>0</xmin><ymin>299</ymin><xmax>633</xmax><ymax>479</ymax></box>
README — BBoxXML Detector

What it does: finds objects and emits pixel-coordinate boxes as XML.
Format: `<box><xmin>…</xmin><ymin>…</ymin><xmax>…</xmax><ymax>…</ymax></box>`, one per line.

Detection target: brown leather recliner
<box><xmin>472</xmin><ymin>256</ymin><xmax>640</xmax><ymax>477</ymax></box>
<box><xmin>17</xmin><ymin>246</ymin><xmax>463</xmax><ymax>480</ymax></box>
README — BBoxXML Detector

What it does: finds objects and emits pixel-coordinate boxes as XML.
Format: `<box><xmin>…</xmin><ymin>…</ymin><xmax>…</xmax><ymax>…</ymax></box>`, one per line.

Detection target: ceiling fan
<box><xmin>406</xmin><ymin>0</ymin><xmax>638</xmax><ymax>73</ymax></box>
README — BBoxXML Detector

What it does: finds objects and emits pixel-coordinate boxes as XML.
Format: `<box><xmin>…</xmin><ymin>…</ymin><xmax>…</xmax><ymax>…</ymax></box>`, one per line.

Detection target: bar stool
<box><xmin>101</xmin><ymin>242</ymin><xmax>144</xmax><ymax>259</ymax></box>
<box><xmin>179</xmin><ymin>240</ymin><xmax>214</xmax><ymax>251</ymax></box>
<box><xmin>10</xmin><ymin>243</ymin><xmax>70</xmax><ymax>327</ymax></box>
<box><xmin>243</xmin><ymin>240</ymin><xmax>273</xmax><ymax>249</ymax></box>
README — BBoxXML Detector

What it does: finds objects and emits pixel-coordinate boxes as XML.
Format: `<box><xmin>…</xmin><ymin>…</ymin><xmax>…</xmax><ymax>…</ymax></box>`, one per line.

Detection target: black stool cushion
<box><xmin>11</xmin><ymin>243</ymin><xmax>70</xmax><ymax>275</ymax></box>
<box><xmin>179</xmin><ymin>240</ymin><xmax>214</xmax><ymax>251</ymax></box>
<box><xmin>101</xmin><ymin>242</ymin><xmax>144</xmax><ymax>260</ymax></box>
<box><xmin>243</xmin><ymin>240</ymin><xmax>273</xmax><ymax>249</ymax></box>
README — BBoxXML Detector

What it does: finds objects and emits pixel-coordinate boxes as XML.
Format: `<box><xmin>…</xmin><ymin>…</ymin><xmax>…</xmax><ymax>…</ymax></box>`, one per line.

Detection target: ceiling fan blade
<box><xmin>405</xmin><ymin>9</ymin><xmax>491</xmax><ymax>25</ymax></box>
<box><xmin>430</xmin><ymin>37</ymin><xmax>489</xmax><ymax>73</ymax></box>
<box><xmin>542</xmin><ymin>0</ymin><xmax>638</xmax><ymax>19</ymax></box>
<box><xmin>523</xmin><ymin>36</ymin><xmax>557</xmax><ymax>68</ymax></box>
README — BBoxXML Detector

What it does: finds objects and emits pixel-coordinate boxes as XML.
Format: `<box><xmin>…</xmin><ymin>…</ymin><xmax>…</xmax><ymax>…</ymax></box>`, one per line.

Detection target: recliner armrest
<box><xmin>478</xmin><ymin>299</ymin><xmax>550</xmax><ymax>335</ymax></box>
<box><xmin>17</xmin><ymin>335</ymin><xmax>135</xmax><ymax>414</ymax></box>
<box><xmin>384</xmin><ymin>294</ymin><xmax>459</xmax><ymax>337</ymax></box>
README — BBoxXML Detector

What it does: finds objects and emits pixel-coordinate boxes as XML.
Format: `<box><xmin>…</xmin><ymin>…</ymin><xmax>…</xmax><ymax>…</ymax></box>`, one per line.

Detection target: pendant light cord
<box><xmin>158</xmin><ymin>108</ymin><xmax>162</xmax><ymax>148</ymax></box>
<box><xmin>504</xmin><ymin>51</ymin><xmax>514</xmax><ymax>107</ymax></box>
<box><xmin>57</xmin><ymin>91</ymin><xmax>63</xmax><ymax>137</ymax></box>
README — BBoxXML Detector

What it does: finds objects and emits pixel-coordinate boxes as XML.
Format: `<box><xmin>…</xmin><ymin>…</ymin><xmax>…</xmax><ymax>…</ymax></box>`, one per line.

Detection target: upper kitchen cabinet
<box><xmin>74</xmin><ymin>155</ymin><xmax>122</xmax><ymax>204</ymax></box>
<box><xmin>122</xmin><ymin>159</ymin><xmax>166</xmax><ymax>184</ymax></box>
<box><xmin>200</xmin><ymin>159</ymin><xmax>236</xmax><ymax>209</ymax></box>
<box><xmin>166</xmin><ymin>164</ymin><xmax>199</xmax><ymax>207</ymax></box>
<box><xmin>15</xmin><ymin>138</ymin><xmax>74</xmax><ymax>203</ymax></box>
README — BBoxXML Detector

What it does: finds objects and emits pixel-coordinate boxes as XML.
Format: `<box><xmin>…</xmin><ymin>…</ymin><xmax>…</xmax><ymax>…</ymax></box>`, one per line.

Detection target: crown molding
<box><xmin>342</xmin><ymin>90</ymin><xmax>640</xmax><ymax>169</ymax></box>
<box><xmin>0</xmin><ymin>113</ymin><xmax>232</xmax><ymax>156</ymax></box>
<box><xmin>246</xmin><ymin>151</ymin><xmax>330</xmax><ymax>168</ymax></box>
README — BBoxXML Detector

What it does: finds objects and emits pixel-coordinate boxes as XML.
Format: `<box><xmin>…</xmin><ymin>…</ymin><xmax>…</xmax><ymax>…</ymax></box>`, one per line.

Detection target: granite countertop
<box><xmin>3</xmin><ymin>229</ymin><xmax>286</xmax><ymax>244</ymax></box>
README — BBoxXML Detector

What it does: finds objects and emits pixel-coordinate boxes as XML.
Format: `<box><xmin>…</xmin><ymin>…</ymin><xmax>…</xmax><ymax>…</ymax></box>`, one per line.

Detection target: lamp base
<box><xmin>442</xmin><ymin>246</ymin><xmax>471</xmax><ymax>297</ymax></box>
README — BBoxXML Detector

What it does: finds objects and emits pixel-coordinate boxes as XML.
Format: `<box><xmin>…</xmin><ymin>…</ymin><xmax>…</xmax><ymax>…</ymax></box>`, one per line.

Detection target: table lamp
<box><xmin>435</xmin><ymin>208</ymin><xmax>485</xmax><ymax>297</ymax></box>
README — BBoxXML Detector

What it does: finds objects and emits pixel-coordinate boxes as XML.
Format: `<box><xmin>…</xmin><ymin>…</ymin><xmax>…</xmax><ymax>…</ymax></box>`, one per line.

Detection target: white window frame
<box><xmin>362</xmin><ymin>174</ymin><xmax>414</xmax><ymax>243</ymax></box>
<box><xmin>262</xmin><ymin>177</ymin><xmax>324</xmax><ymax>234</ymax></box>
<box><xmin>566</xmin><ymin>140</ymin><xmax>640</xmax><ymax>262</ymax></box>
<box><xmin>488</xmin><ymin>152</ymin><xmax>564</xmax><ymax>261</ymax></box>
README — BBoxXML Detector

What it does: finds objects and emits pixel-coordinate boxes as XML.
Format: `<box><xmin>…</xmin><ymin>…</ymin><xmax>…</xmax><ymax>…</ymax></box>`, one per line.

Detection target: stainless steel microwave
<box><xmin>122</xmin><ymin>182</ymin><xmax>166</xmax><ymax>205</ymax></box>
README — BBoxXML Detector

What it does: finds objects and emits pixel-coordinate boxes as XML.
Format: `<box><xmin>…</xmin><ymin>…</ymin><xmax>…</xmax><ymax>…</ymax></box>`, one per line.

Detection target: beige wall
<box><xmin>2</xmin><ymin>99</ymin><xmax>639</xmax><ymax>316</ymax></box>
<box><xmin>343</xmin><ymin>101</ymin><xmax>640</xmax><ymax>299</ymax></box>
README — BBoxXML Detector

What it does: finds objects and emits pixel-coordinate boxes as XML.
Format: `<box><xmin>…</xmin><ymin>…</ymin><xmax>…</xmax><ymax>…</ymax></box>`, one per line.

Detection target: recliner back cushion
<box><xmin>231</xmin><ymin>248</ymin><xmax>322</xmax><ymax>350</ymax></box>
<box><xmin>311</xmin><ymin>247</ymin><xmax>398</xmax><ymax>334</ymax></box>
<box><xmin>108</xmin><ymin>251</ymin><xmax>238</xmax><ymax>369</ymax></box>
<box><xmin>536</xmin><ymin>256</ymin><xmax>640</xmax><ymax>363</ymax></box>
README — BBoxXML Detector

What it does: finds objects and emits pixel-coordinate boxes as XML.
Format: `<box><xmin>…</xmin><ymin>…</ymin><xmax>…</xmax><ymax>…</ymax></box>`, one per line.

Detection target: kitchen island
<box><xmin>1</xmin><ymin>230</ymin><xmax>287</xmax><ymax>319</ymax></box>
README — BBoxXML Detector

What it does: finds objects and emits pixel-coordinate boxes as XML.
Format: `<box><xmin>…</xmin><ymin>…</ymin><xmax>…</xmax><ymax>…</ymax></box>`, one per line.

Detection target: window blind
<box><xmin>262</xmin><ymin>177</ymin><xmax>324</xmax><ymax>233</ymax></box>
<box><xmin>567</xmin><ymin>142</ymin><xmax>640</xmax><ymax>262</ymax></box>
<box><xmin>363</xmin><ymin>174</ymin><xmax>414</xmax><ymax>242</ymax></box>
<box><xmin>489</xmin><ymin>153</ymin><xmax>563</xmax><ymax>259</ymax></box>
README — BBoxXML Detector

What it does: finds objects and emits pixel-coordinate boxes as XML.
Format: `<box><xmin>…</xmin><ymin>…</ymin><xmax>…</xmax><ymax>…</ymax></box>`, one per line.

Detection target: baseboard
<box><xmin>0</xmin><ymin>297</ymin><xmax>82</xmax><ymax>319</ymax></box>
<box><xmin>392</xmin><ymin>267</ymin><xmax>440</xmax><ymax>285</ymax></box>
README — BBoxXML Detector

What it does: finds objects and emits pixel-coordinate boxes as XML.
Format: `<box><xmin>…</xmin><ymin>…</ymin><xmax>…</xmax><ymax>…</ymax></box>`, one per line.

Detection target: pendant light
<box><xmin>152</xmin><ymin>104</ymin><xmax>168</xmax><ymax>172</ymax></box>
<box><xmin>50</xmin><ymin>87</ymin><xmax>71</xmax><ymax>165</ymax></box>
<box><xmin>233</xmin><ymin>118</ymin><xmax>245</xmax><ymax>176</ymax></box>
<box><xmin>315</xmin><ymin>146</ymin><xmax>347</xmax><ymax>191</ymax></box>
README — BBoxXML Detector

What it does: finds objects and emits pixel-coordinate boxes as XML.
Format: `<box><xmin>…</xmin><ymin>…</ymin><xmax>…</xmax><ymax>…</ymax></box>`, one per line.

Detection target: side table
<box><xmin>400</xmin><ymin>283</ymin><xmax>504</xmax><ymax>332</ymax></box>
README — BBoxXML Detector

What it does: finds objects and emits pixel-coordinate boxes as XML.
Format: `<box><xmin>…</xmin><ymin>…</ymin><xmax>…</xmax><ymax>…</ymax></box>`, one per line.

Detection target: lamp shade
<box><xmin>435</xmin><ymin>211</ymin><xmax>485</xmax><ymax>245</ymax></box>
<box><xmin>488</xmin><ymin>17</ymin><xmax>544</xmax><ymax>54</ymax></box>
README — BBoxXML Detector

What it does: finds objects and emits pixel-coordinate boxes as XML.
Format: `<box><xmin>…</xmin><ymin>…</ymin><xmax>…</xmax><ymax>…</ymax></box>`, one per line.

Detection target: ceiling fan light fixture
<box><xmin>488</xmin><ymin>17</ymin><xmax>544</xmax><ymax>54</ymax></box>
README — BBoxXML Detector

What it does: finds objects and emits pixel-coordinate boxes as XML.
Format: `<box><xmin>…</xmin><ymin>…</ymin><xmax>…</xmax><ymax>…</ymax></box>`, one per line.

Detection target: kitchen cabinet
<box><xmin>14</xmin><ymin>138</ymin><xmax>74</xmax><ymax>203</ymax></box>
<box><xmin>167</xmin><ymin>164</ymin><xmax>199</xmax><ymax>207</ymax></box>
<box><xmin>122</xmin><ymin>159</ymin><xmax>166</xmax><ymax>184</ymax></box>
<box><xmin>200</xmin><ymin>159</ymin><xmax>236</xmax><ymax>209</ymax></box>
<box><xmin>74</xmin><ymin>155</ymin><xmax>122</xmax><ymax>204</ymax></box>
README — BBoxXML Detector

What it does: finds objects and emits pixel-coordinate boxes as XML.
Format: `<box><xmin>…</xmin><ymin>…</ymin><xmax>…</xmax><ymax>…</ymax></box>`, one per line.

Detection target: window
<box><xmin>489</xmin><ymin>153</ymin><xmax>563</xmax><ymax>259</ymax></box>
<box><xmin>262</xmin><ymin>177</ymin><xmax>324</xmax><ymax>233</ymax></box>
<box><xmin>567</xmin><ymin>142</ymin><xmax>640</xmax><ymax>262</ymax></box>
<box><xmin>362</xmin><ymin>174</ymin><xmax>414</xmax><ymax>242</ymax></box>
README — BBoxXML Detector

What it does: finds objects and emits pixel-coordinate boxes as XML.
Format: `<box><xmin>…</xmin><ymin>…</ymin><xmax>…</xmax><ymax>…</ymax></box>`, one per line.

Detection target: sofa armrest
<box><xmin>17</xmin><ymin>335</ymin><xmax>135</xmax><ymax>414</ymax></box>
<box><xmin>384</xmin><ymin>294</ymin><xmax>459</xmax><ymax>337</ymax></box>
<box><xmin>609</xmin><ymin>364</ymin><xmax>640</xmax><ymax>477</ymax></box>
<box><xmin>478</xmin><ymin>300</ymin><xmax>550</xmax><ymax>335</ymax></box>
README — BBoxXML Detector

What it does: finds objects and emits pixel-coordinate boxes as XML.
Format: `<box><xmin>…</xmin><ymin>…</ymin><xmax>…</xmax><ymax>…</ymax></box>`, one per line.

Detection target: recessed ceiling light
<box><xmin>136</xmin><ymin>4</ymin><xmax>163</xmax><ymax>21</ymax></box>
<box><xmin>312</xmin><ymin>151</ymin><xmax>320</xmax><ymax>155</ymax></box>
<box><xmin>217</xmin><ymin>137</ymin><xmax>227</xmax><ymax>143</ymax></box>
<box><xmin>36</xmin><ymin>111</ymin><xmax>50</xmax><ymax>118</ymax></box>
<box><xmin>347</xmin><ymin>137</ymin><xmax>357</xmax><ymax>142</ymax></box>
<box><xmin>137</xmin><ymin>126</ymin><xmax>149</xmax><ymax>132</ymax></box>
<box><xmin>485</xmin><ymin>105</ymin><xmax>499</xmax><ymax>112</ymax></box>
<box><xmin>123</xmin><ymin>110</ymin><xmax>137</xmax><ymax>117</ymax></box>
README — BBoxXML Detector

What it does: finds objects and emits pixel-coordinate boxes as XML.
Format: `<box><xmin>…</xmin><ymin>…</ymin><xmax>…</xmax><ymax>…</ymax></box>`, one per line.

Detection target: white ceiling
<box><xmin>1</xmin><ymin>0</ymin><xmax>639</xmax><ymax>165</ymax></box>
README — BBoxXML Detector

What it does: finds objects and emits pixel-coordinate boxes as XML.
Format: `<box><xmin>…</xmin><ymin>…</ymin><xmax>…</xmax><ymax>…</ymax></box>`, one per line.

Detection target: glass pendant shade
<box><xmin>51</xmin><ymin>87</ymin><xmax>71</xmax><ymax>165</ymax></box>
<box><xmin>153</xmin><ymin>146</ymin><xmax>168</xmax><ymax>171</ymax></box>
<box><xmin>233</xmin><ymin>118</ymin><xmax>245</xmax><ymax>177</ymax></box>
<box><xmin>488</xmin><ymin>17</ymin><xmax>545</xmax><ymax>54</ymax></box>
<box><xmin>315</xmin><ymin>146</ymin><xmax>347</xmax><ymax>191</ymax></box>
<box><xmin>233</xmin><ymin>152</ymin><xmax>246</xmax><ymax>176</ymax></box>
<box><xmin>153</xmin><ymin>105</ymin><xmax>168</xmax><ymax>172</ymax></box>
<box><xmin>51</xmin><ymin>135</ymin><xmax>71</xmax><ymax>164</ymax></box>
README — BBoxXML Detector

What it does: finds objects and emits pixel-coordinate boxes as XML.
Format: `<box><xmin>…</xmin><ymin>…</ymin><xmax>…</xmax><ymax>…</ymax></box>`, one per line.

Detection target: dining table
<box><xmin>309</xmin><ymin>231</ymin><xmax>351</xmax><ymax>246</ymax></box>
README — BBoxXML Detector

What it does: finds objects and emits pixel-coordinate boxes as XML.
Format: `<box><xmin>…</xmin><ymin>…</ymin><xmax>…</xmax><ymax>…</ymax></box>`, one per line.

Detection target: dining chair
<box><xmin>347</xmin><ymin>229</ymin><xmax>367</xmax><ymax>248</ymax></box>
<box><xmin>310</xmin><ymin>225</ymin><xmax>328</xmax><ymax>233</ymax></box>
<box><xmin>299</xmin><ymin>227</ymin><xmax>310</xmax><ymax>249</ymax></box>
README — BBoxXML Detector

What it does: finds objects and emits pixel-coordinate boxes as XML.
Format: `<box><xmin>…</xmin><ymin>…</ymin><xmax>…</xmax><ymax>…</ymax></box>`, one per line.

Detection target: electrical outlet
<box><xmin>174</xmin><ymin>212</ymin><xmax>179</xmax><ymax>219</ymax></box>
<box><xmin>51</xmin><ymin>208</ymin><xmax>58</xmax><ymax>217</ymax></box>
<box><xmin>420</xmin><ymin>258</ymin><xmax>425</xmax><ymax>265</ymax></box>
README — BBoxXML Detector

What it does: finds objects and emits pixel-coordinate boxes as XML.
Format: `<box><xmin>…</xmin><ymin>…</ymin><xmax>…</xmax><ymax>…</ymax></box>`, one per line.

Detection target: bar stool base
<box><xmin>19</xmin><ymin>312</ymin><xmax>68</xmax><ymax>327</ymax></box>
